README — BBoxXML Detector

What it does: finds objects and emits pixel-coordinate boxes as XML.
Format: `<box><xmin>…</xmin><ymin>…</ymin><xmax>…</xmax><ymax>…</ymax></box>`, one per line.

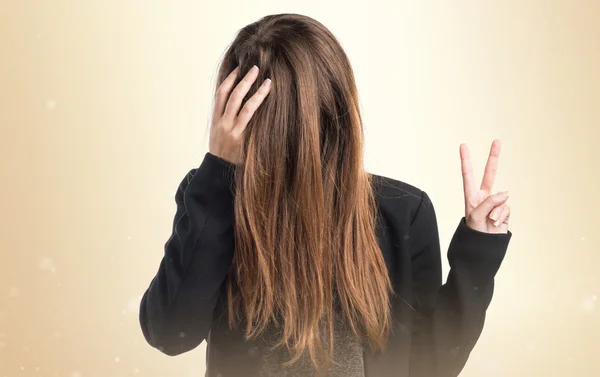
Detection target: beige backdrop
<box><xmin>1</xmin><ymin>1</ymin><xmax>599</xmax><ymax>376</ymax></box>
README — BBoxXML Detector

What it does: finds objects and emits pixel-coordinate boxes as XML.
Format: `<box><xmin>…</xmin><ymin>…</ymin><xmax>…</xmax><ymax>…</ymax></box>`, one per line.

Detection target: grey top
<box><xmin>258</xmin><ymin>310</ymin><xmax>365</xmax><ymax>377</ymax></box>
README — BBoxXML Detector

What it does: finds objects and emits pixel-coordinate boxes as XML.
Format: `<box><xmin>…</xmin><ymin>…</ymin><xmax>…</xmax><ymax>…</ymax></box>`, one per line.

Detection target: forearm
<box><xmin>139</xmin><ymin>152</ymin><xmax>236</xmax><ymax>355</ymax></box>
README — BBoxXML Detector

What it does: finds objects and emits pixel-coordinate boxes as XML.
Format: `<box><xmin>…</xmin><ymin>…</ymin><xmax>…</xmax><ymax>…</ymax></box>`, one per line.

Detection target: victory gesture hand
<box><xmin>460</xmin><ymin>139</ymin><xmax>511</xmax><ymax>234</ymax></box>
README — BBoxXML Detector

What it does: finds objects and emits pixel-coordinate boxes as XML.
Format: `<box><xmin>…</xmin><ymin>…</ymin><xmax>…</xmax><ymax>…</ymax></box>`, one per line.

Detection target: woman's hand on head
<box><xmin>209</xmin><ymin>65</ymin><xmax>272</xmax><ymax>164</ymax></box>
<box><xmin>460</xmin><ymin>139</ymin><xmax>511</xmax><ymax>234</ymax></box>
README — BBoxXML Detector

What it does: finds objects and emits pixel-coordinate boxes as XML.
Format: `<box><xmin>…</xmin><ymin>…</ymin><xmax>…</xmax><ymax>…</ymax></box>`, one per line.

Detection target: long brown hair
<box><xmin>213</xmin><ymin>13</ymin><xmax>393</xmax><ymax>373</ymax></box>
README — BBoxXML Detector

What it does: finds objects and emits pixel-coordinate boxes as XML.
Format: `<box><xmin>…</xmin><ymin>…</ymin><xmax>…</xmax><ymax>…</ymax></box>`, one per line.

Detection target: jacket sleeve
<box><xmin>408</xmin><ymin>190</ymin><xmax>512</xmax><ymax>376</ymax></box>
<box><xmin>139</xmin><ymin>152</ymin><xmax>236</xmax><ymax>356</ymax></box>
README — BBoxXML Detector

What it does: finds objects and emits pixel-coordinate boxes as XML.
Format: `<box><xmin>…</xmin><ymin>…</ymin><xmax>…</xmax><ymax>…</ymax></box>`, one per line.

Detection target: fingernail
<box><xmin>262</xmin><ymin>78</ymin><xmax>271</xmax><ymax>88</ymax></box>
<box><xmin>494</xmin><ymin>219</ymin><xmax>501</xmax><ymax>227</ymax></box>
<box><xmin>499</xmin><ymin>191</ymin><xmax>509</xmax><ymax>197</ymax></box>
<box><xmin>489</xmin><ymin>211</ymin><xmax>498</xmax><ymax>221</ymax></box>
<box><xmin>252</xmin><ymin>65</ymin><xmax>259</xmax><ymax>71</ymax></box>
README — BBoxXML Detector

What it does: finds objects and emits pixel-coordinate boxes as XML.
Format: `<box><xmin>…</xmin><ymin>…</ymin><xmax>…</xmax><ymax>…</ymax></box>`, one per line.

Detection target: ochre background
<box><xmin>1</xmin><ymin>1</ymin><xmax>599</xmax><ymax>376</ymax></box>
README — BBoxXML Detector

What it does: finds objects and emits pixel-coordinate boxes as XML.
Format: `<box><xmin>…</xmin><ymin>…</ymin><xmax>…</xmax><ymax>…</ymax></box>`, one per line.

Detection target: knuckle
<box><xmin>228</xmin><ymin>90</ymin><xmax>241</xmax><ymax>102</ymax></box>
<box><xmin>230</xmin><ymin>128</ymin><xmax>243</xmax><ymax>140</ymax></box>
<box><xmin>239</xmin><ymin>106</ymin><xmax>252</xmax><ymax>117</ymax></box>
<box><xmin>258</xmin><ymin>84</ymin><xmax>270</xmax><ymax>94</ymax></box>
<box><xmin>217</xmin><ymin>84</ymin><xmax>231</xmax><ymax>97</ymax></box>
<box><xmin>241</xmin><ymin>75</ymin><xmax>254</xmax><ymax>85</ymax></box>
<box><xmin>222</xmin><ymin>129</ymin><xmax>235</xmax><ymax>142</ymax></box>
<box><xmin>219</xmin><ymin>119</ymin><xmax>234</xmax><ymax>131</ymax></box>
<box><xmin>247</xmin><ymin>98</ymin><xmax>260</xmax><ymax>111</ymax></box>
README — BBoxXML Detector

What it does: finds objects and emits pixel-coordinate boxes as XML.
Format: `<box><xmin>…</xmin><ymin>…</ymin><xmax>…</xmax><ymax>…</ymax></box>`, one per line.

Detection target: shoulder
<box><xmin>368</xmin><ymin>172</ymin><xmax>430</xmax><ymax>227</ymax></box>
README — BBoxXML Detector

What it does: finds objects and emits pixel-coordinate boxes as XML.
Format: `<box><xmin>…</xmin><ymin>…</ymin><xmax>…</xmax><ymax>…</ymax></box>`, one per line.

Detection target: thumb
<box><xmin>470</xmin><ymin>191</ymin><xmax>509</xmax><ymax>221</ymax></box>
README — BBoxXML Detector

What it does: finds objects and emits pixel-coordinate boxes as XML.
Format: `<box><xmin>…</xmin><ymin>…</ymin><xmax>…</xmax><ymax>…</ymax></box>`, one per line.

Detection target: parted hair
<box><xmin>214</xmin><ymin>13</ymin><xmax>393</xmax><ymax>374</ymax></box>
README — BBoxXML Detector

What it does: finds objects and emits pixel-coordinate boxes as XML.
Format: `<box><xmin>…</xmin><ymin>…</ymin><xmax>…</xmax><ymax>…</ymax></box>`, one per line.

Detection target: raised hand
<box><xmin>209</xmin><ymin>65</ymin><xmax>272</xmax><ymax>164</ymax></box>
<box><xmin>460</xmin><ymin>139</ymin><xmax>511</xmax><ymax>234</ymax></box>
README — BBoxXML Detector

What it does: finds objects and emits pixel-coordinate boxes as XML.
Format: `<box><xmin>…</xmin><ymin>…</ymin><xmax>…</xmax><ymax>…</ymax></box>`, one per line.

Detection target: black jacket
<box><xmin>139</xmin><ymin>152</ymin><xmax>512</xmax><ymax>377</ymax></box>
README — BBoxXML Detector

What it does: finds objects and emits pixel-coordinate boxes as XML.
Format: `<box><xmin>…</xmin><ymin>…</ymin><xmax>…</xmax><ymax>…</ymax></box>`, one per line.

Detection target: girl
<box><xmin>139</xmin><ymin>13</ymin><xmax>512</xmax><ymax>377</ymax></box>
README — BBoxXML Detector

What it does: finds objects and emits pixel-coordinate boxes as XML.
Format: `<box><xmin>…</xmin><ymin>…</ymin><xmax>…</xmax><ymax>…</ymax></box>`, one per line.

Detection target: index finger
<box><xmin>213</xmin><ymin>66</ymin><xmax>240</xmax><ymax>121</ymax></box>
<box><xmin>460</xmin><ymin>143</ymin><xmax>478</xmax><ymax>203</ymax></box>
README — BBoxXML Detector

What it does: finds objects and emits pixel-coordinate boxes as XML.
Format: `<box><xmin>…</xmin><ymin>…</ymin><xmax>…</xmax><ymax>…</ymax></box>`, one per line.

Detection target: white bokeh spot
<box><xmin>126</xmin><ymin>295</ymin><xmax>142</xmax><ymax>314</ymax></box>
<box><xmin>8</xmin><ymin>286</ymin><xmax>20</xmax><ymax>297</ymax></box>
<box><xmin>582</xmin><ymin>295</ymin><xmax>597</xmax><ymax>312</ymax></box>
<box><xmin>483</xmin><ymin>359</ymin><xmax>500</xmax><ymax>376</ymax></box>
<box><xmin>46</xmin><ymin>100</ymin><xmax>57</xmax><ymax>110</ymax></box>
<box><xmin>37</xmin><ymin>257</ymin><xmax>56</xmax><ymax>273</ymax></box>
<box><xmin>525</xmin><ymin>341</ymin><xmax>536</xmax><ymax>351</ymax></box>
